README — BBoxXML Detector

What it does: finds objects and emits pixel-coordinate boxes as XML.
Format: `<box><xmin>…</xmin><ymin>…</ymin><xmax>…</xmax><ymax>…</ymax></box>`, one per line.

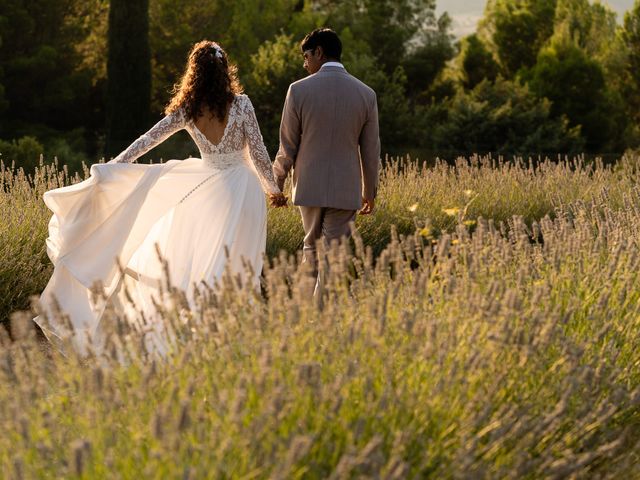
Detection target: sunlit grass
<box><xmin>1</xmin><ymin>153</ymin><xmax>639</xmax><ymax>477</ymax></box>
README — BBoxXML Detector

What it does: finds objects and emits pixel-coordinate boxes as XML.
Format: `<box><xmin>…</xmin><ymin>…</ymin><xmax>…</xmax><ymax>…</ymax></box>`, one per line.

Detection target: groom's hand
<box><xmin>360</xmin><ymin>198</ymin><xmax>375</xmax><ymax>215</ymax></box>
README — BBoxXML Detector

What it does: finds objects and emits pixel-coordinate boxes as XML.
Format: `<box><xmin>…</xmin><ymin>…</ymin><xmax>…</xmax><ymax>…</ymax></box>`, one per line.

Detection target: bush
<box><xmin>525</xmin><ymin>41</ymin><xmax>628</xmax><ymax>151</ymax></box>
<box><xmin>0</xmin><ymin>136</ymin><xmax>44</xmax><ymax>171</ymax></box>
<box><xmin>0</xmin><ymin>162</ymin><xmax>73</xmax><ymax>324</ymax></box>
<box><xmin>245</xmin><ymin>33</ymin><xmax>302</xmax><ymax>153</ymax></box>
<box><xmin>0</xmin><ymin>132</ymin><xmax>91</xmax><ymax>174</ymax></box>
<box><xmin>43</xmin><ymin>137</ymin><xmax>89</xmax><ymax>173</ymax></box>
<box><xmin>429</xmin><ymin>78</ymin><xmax>584</xmax><ymax>155</ymax></box>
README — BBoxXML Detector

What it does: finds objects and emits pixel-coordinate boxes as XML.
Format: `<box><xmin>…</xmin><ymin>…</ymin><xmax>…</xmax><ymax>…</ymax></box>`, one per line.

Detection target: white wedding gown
<box><xmin>36</xmin><ymin>94</ymin><xmax>281</xmax><ymax>354</ymax></box>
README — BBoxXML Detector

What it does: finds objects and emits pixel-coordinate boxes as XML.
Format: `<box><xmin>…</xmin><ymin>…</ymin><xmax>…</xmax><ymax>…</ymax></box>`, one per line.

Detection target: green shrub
<box><xmin>0</xmin><ymin>136</ymin><xmax>44</xmax><ymax>172</ymax></box>
<box><xmin>0</xmin><ymin>161</ymin><xmax>80</xmax><ymax>323</ymax></box>
<box><xmin>39</xmin><ymin>128</ymin><xmax>91</xmax><ymax>173</ymax></box>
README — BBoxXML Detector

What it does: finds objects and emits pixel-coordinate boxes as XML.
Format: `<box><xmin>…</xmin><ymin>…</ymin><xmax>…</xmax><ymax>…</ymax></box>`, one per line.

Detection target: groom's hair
<box><xmin>301</xmin><ymin>28</ymin><xmax>342</xmax><ymax>61</ymax></box>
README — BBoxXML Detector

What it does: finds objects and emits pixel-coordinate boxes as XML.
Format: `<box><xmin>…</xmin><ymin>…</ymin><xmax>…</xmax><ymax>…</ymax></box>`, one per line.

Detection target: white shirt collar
<box><xmin>320</xmin><ymin>61</ymin><xmax>345</xmax><ymax>70</ymax></box>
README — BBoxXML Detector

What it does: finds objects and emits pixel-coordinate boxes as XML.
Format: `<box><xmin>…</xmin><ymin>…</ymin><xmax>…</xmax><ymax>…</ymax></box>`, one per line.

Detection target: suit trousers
<box><xmin>299</xmin><ymin>206</ymin><xmax>357</xmax><ymax>277</ymax></box>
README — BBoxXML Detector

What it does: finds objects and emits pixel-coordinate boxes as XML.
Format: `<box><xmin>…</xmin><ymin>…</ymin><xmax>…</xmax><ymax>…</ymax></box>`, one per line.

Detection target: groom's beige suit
<box><xmin>273</xmin><ymin>63</ymin><xmax>381</xmax><ymax>274</ymax></box>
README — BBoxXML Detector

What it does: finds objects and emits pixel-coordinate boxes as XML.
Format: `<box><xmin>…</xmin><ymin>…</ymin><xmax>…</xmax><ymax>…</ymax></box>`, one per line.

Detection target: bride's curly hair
<box><xmin>165</xmin><ymin>40</ymin><xmax>243</xmax><ymax>122</ymax></box>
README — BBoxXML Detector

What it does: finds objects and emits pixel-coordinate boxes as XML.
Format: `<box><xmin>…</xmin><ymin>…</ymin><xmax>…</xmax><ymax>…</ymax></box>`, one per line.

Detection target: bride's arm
<box><xmin>108</xmin><ymin>109</ymin><xmax>186</xmax><ymax>164</ymax></box>
<box><xmin>240</xmin><ymin>96</ymin><xmax>282</xmax><ymax>195</ymax></box>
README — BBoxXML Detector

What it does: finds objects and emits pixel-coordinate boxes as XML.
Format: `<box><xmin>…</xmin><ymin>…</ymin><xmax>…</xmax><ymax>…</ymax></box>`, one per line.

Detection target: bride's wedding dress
<box><xmin>36</xmin><ymin>94</ymin><xmax>280</xmax><ymax>353</ymax></box>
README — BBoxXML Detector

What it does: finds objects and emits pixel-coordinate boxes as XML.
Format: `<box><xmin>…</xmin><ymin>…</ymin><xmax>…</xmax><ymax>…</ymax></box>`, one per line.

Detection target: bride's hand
<box><xmin>268</xmin><ymin>193</ymin><xmax>288</xmax><ymax>208</ymax></box>
<box><xmin>360</xmin><ymin>197</ymin><xmax>375</xmax><ymax>215</ymax></box>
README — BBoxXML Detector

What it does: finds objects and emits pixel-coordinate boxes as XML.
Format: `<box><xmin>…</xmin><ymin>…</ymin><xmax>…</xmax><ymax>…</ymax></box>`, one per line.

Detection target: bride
<box><xmin>36</xmin><ymin>40</ymin><xmax>287</xmax><ymax>354</ymax></box>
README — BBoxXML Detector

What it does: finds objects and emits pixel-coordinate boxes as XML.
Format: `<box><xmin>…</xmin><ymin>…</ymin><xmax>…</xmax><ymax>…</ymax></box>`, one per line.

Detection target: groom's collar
<box><xmin>320</xmin><ymin>61</ymin><xmax>345</xmax><ymax>70</ymax></box>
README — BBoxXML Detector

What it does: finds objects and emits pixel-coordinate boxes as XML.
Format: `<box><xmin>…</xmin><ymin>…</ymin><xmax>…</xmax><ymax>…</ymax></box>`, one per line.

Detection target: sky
<box><xmin>435</xmin><ymin>0</ymin><xmax>636</xmax><ymax>38</ymax></box>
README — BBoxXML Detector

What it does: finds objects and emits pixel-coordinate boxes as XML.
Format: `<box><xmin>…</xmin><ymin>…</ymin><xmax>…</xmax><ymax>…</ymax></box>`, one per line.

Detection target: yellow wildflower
<box><xmin>419</xmin><ymin>226</ymin><xmax>432</xmax><ymax>237</ymax></box>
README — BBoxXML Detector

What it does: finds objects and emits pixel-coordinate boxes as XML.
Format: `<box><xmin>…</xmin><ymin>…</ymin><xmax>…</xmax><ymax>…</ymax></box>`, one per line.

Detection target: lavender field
<box><xmin>0</xmin><ymin>155</ymin><xmax>638</xmax><ymax>478</ymax></box>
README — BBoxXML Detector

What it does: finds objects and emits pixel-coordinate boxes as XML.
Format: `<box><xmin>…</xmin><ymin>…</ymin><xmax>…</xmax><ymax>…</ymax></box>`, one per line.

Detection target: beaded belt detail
<box><xmin>178</xmin><ymin>152</ymin><xmax>246</xmax><ymax>205</ymax></box>
<box><xmin>202</xmin><ymin>151</ymin><xmax>245</xmax><ymax>170</ymax></box>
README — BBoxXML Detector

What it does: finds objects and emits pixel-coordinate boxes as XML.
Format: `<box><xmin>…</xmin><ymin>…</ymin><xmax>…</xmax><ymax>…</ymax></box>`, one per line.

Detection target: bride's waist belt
<box><xmin>202</xmin><ymin>150</ymin><xmax>246</xmax><ymax>170</ymax></box>
<box><xmin>178</xmin><ymin>151</ymin><xmax>247</xmax><ymax>204</ymax></box>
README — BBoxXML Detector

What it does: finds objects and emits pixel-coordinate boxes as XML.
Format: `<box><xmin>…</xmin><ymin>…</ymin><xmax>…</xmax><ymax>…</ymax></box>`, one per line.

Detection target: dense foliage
<box><xmin>0</xmin><ymin>0</ymin><xmax>105</xmax><ymax>165</ymax></box>
<box><xmin>106</xmin><ymin>0</ymin><xmax>151</xmax><ymax>157</ymax></box>
<box><xmin>1</xmin><ymin>0</ymin><xmax>639</xmax><ymax>171</ymax></box>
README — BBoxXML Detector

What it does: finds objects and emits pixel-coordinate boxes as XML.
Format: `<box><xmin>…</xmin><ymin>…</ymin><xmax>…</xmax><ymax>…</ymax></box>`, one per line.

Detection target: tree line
<box><xmin>0</xmin><ymin>0</ymin><xmax>639</xmax><ymax>172</ymax></box>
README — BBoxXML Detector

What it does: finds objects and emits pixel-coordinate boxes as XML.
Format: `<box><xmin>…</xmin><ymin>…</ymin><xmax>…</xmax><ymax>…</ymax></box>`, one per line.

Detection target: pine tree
<box><xmin>106</xmin><ymin>0</ymin><xmax>151</xmax><ymax>158</ymax></box>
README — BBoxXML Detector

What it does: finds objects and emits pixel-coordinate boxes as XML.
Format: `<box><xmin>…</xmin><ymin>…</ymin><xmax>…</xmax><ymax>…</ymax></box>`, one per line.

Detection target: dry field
<box><xmin>0</xmin><ymin>154</ymin><xmax>639</xmax><ymax>478</ymax></box>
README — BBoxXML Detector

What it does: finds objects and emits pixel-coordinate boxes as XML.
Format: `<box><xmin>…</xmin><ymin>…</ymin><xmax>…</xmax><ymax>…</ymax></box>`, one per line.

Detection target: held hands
<box><xmin>268</xmin><ymin>193</ymin><xmax>372</xmax><ymax>211</ymax></box>
<box><xmin>268</xmin><ymin>192</ymin><xmax>288</xmax><ymax>208</ymax></box>
<box><xmin>360</xmin><ymin>197</ymin><xmax>375</xmax><ymax>215</ymax></box>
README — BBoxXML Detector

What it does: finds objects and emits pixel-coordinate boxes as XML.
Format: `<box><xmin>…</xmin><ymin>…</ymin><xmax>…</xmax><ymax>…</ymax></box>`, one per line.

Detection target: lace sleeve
<box><xmin>109</xmin><ymin>109</ymin><xmax>186</xmax><ymax>164</ymax></box>
<box><xmin>240</xmin><ymin>96</ymin><xmax>281</xmax><ymax>195</ymax></box>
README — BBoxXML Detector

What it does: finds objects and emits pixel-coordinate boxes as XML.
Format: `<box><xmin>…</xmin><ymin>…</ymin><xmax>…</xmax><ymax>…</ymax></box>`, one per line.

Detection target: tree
<box><xmin>0</xmin><ymin>0</ymin><xmax>98</xmax><ymax>138</ymax></box>
<box><xmin>621</xmin><ymin>1</ymin><xmax>640</xmax><ymax>133</ymax></box>
<box><xmin>106</xmin><ymin>0</ymin><xmax>151</xmax><ymax>158</ymax></box>
<box><xmin>459</xmin><ymin>34</ymin><xmax>500</xmax><ymax>90</ymax></box>
<box><xmin>402</xmin><ymin>12</ymin><xmax>456</xmax><ymax>99</ymax></box>
<box><xmin>149</xmin><ymin>0</ymin><xmax>299</xmax><ymax>114</ymax></box>
<box><xmin>552</xmin><ymin>0</ymin><xmax>617</xmax><ymax>61</ymax></box>
<box><xmin>481</xmin><ymin>0</ymin><xmax>556</xmax><ymax>77</ymax></box>
<box><xmin>0</xmin><ymin>12</ymin><xmax>7</xmax><ymax>117</ymax></box>
<box><xmin>429</xmin><ymin>78</ymin><xmax>583</xmax><ymax>155</ymax></box>
<box><xmin>244</xmin><ymin>34</ymin><xmax>303</xmax><ymax>153</ymax></box>
<box><xmin>526</xmin><ymin>41</ymin><xmax>626</xmax><ymax>151</ymax></box>
<box><xmin>0</xmin><ymin>0</ymin><xmax>105</xmax><ymax>167</ymax></box>
<box><xmin>349</xmin><ymin>56</ymin><xmax>414</xmax><ymax>150</ymax></box>
<box><xmin>325</xmin><ymin>0</ymin><xmax>451</xmax><ymax>77</ymax></box>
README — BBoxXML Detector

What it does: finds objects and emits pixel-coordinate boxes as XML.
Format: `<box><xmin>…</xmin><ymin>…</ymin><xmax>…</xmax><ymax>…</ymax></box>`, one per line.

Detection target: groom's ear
<box><xmin>315</xmin><ymin>46</ymin><xmax>325</xmax><ymax>59</ymax></box>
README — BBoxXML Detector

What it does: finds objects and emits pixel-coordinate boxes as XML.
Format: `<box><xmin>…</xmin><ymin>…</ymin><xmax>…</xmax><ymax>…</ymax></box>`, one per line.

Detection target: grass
<box><xmin>0</xmin><ymin>153</ymin><xmax>639</xmax><ymax>477</ymax></box>
<box><xmin>3</xmin><ymin>153</ymin><xmax>639</xmax><ymax>321</ymax></box>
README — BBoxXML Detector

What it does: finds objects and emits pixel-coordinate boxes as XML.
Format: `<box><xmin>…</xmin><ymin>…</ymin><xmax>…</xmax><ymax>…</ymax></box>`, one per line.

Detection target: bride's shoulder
<box><xmin>234</xmin><ymin>94</ymin><xmax>254</xmax><ymax>112</ymax></box>
<box><xmin>163</xmin><ymin>106</ymin><xmax>188</xmax><ymax>126</ymax></box>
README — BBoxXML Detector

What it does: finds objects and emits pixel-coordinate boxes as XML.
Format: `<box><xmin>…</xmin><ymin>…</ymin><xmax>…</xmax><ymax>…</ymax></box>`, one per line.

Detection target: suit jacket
<box><xmin>273</xmin><ymin>66</ymin><xmax>381</xmax><ymax>211</ymax></box>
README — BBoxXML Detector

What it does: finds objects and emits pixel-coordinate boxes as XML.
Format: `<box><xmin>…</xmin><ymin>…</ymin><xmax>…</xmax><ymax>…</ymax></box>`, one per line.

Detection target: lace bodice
<box><xmin>110</xmin><ymin>95</ymin><xmax>280</xmax><ymax>195</ymax></box>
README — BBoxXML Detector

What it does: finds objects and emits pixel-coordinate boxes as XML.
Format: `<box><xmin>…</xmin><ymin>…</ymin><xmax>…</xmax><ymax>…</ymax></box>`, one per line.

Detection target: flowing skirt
<box><xmin>35</xmin><ymin>157</ymin><xmax>267</xmax><ymax>354</ymax></box>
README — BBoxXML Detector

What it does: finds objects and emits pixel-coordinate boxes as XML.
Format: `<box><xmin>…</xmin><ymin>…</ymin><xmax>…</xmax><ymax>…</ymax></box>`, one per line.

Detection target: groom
<box><xmin>273</xmin><ymin>28</ymin><xmax>381</xmax><ymax>278</ymax></box>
